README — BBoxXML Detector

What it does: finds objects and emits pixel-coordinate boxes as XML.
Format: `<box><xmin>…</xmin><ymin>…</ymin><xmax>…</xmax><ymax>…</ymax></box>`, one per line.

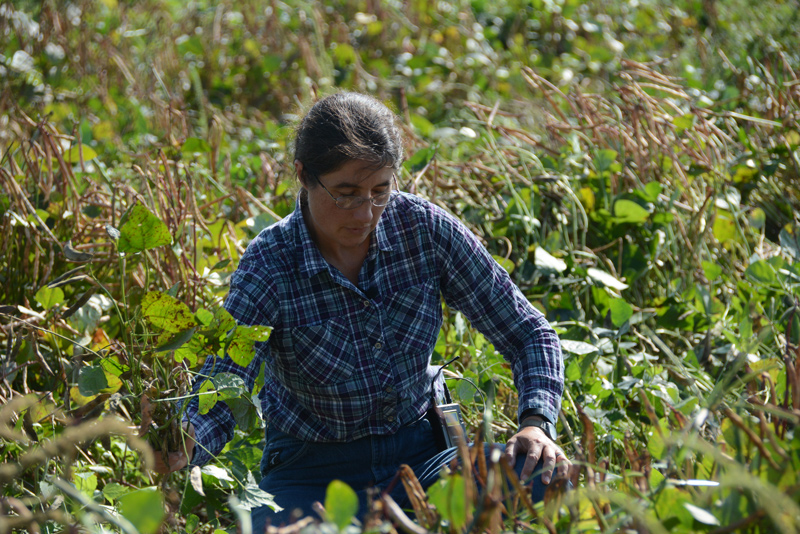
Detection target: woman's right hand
<box><xmin>152</xmin><ymin>423</ymin><xmax>196</xmax><ymax>474</ymax></box>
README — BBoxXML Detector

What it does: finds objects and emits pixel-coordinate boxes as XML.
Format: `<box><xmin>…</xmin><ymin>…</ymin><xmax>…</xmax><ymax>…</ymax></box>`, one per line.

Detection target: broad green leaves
<box><xmin>118</xmin><ymin>204</ymin><xmax>172</xmax><ymax>253</ymax></box>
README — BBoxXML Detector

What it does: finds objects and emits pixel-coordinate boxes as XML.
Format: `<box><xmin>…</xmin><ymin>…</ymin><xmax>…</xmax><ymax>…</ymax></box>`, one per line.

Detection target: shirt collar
<box><xmin>292</xmin><ymin>193</ymin><xmax>396</xmax><ymax>278</ymax></box>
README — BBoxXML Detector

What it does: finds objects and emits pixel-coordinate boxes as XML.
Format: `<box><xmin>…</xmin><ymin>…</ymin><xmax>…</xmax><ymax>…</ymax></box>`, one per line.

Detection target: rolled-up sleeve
<box><xmin>429</xmin><ymin>203</ymin><xmax>563</xmax><ymax>423</ymax></box>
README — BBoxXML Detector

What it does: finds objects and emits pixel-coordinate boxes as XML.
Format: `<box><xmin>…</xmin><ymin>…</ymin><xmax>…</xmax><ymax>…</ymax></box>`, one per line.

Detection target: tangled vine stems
<box><xmin>0</xmin><ymin>395</ymin><xmax>154</xmax><ymax>487</ymax></box>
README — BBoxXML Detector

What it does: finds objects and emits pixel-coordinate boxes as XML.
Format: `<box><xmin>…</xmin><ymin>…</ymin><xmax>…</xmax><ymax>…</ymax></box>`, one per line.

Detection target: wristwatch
<box><xmin>520</xmin><ymin>418</ymin><xmax>557</xmax><ymax>441</ymax></box>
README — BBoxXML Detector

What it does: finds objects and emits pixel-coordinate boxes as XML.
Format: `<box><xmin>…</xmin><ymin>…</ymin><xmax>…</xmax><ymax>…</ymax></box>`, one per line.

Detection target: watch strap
<box><xmin>519</xmin><ymin>418</ymin><xmax>557</xmax><ymax>441</ymax></box>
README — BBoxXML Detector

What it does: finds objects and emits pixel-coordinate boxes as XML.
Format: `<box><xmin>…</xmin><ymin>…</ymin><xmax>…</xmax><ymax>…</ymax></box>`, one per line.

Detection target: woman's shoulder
<box><xmin>239</xmin><ymin>212</ymin><xmax>299</xmax><ymax>270</ymax></box>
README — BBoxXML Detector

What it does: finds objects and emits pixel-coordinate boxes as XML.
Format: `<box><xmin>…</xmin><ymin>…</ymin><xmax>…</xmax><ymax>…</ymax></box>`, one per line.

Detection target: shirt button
<box><xmin>374</xmin><ymin>342</ymin><xmax>382</xmax><ymax>349</ymax></box>
<box><xmin>386</xmin><ymin>415</ymin><xmax>395</xmax><ymax>422</ymax></box>
<box><xmin>385</xmin><ymin>385</ymin><xmax>393</xmax><ymax>393</ymax></box>
<box><xmin>363</xmin><ymin>300</ymin><xmax>370</xmax><ymax>307</ymax></box>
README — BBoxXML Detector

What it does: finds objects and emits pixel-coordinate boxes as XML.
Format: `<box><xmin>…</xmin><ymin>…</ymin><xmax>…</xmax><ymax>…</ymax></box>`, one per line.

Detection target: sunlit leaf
<box><xmin>614</xmin><ymin>199</ymin><xmax>650</xmax><ymax>223</ymax></box>
<box><xmin>118</xmin><ymin>488</ymin><xmax>165</xmax><ymax>534</ymax></box>
<box><xmin>73</xmin><ymin>472</ymin><xmax>97</xmax><ymax>497</ymax></box>
<box><xmin>197</xmin><ymin>379</ymin><xmax>217</xmax><ymax>415</ymax></box>
<box><xmin>213</xmin><ymin>373</ymin><xmax>246</xmax><ymax>400</ymax></box>
<box><xmin>492</xmin><ymin>255</ymin><xmax>515</xmax><ymax>274</ymax></box>
<box><xmin>587</xmin><ymin>268</ymin><xmax>628</xmax><ymax>290</ymax></box>
<box><xmin>561</xmin><ymin>340</ymin><xmax>599</xmax><ymax>355</ymax></box>
<box><xmin>140</xmin><ymin>292</ymin><xmax>198</xmax><ymax>333</ymax></box>
<box><xmin>118</xmin><ymin>204</ymin><xmax>172</xmax><ymax>253</ymax></box>
<box><xmin>609</xmin><ymin>298</ymin><xmax>633</xmax><ymax>327</ymax></box>
<box><xmin>594</xmin><ymin>149</ymin><xmax>618</xmax><ymax>173</ymax></box>
<box><xmin>745</xmin><ymin>260</ymin><xmax>777</xmax><ymax>286</ymax></box>
<box><xmin>236</xmin><ymin>324</ymin><xmax>273</xmax><ymax>342</ymax></box>
<box><xmin>63</xmin><ymin>145</ymin><xmax>98</xmax><ymax>163</ymax></box>
<box><xmin>238</xmin><ymin>472</ymin><xmax>281</xmax><ymax>512</ymax></box>
<box><xmin>712</xmin><ymin>212</ymin><xmax>737</xmax><ymax>244</ymax></box>
<box><xmin>534</xmin><ymin>247</ymin><xmax>567</xmax><ymax>273</ymax></box>
<box><xmin>324</xmin><ymin>480</ymin><xmax>359</xmax><ymax>530</ymax></box>
<box><xmin>683</xmin><ymin>503</ymin><xmax>720</xmax><ymax>525</ymax></box>
<box><xmin>102</xmin><ymin>482</ymin><xmax>130</xmax><ymax>503</ymax></box>
<box><xmin>35</xmin><ymin>286</ymin><xmax>64</xmax><ymax>309</ymax></box>
<box><xmin>190</xmin><ymin>465</ymin><xmax>205</xmax><ymax>496</ymax></box>
<box><xmin>702</xmin><ymin>261</ymin><xmax>722</xmax><ymax>281</ymax></box>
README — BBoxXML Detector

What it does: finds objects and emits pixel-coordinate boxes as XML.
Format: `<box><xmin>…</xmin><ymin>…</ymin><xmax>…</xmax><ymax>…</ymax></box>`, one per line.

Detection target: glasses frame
<box><xmin>314</xmin><ymin>173</ymin><xmax>398</xmax><ymax>210</ymax></box>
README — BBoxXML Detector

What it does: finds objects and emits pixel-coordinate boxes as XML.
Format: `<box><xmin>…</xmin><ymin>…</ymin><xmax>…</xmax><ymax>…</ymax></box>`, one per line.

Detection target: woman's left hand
<box><xmin>504</xmin><ymin>425</ymin><xmax>571</xmax><ymax>485</ymax></box>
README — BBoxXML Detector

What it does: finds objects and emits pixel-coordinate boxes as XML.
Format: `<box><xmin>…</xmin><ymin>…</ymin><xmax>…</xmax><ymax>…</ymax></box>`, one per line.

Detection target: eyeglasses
<box><xmin>315</xmin><ymin>175</ymin><xmax>398</xmax><ymax>210</ymax></box>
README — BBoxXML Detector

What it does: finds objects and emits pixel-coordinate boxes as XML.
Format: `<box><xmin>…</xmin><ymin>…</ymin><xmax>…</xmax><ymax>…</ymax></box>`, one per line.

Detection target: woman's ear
<box><xmin>295</xmin><ymin>160</ymin><xmax>308</xmax><ymax>188</ymax></box>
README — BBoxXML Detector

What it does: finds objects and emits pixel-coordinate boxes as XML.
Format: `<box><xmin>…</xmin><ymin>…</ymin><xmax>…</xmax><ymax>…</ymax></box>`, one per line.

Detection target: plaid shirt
<box><xmin>186</xmin><ymin>192</ymin><xmax>563</xmax><ymax>466</ymax></box>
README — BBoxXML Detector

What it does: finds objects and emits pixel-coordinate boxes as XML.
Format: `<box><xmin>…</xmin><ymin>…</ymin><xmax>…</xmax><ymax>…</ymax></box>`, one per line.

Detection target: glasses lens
<box><xmin>371</xmin><ymin>192</ymin><xmax>395</xmax><ymax>207</ymax></box>
<box><xmin>336</xmin><ymin>196</ymin><xmax>364</xmax><ymax>210</ymax></box>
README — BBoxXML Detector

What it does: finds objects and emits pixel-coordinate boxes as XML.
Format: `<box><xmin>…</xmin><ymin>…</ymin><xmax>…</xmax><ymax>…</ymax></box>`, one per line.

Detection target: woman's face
<box><xmin>297</xmin><ymin>159</ymin><xmax>395</xmax><ymax>260</ymax></box>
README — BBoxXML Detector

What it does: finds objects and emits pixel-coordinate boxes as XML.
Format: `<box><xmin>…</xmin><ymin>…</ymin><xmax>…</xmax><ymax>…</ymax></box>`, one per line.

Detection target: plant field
<box><xmin>2</xmin><ymin>0</ymin><xmax>800</xmax><ymax>533</ymax></box>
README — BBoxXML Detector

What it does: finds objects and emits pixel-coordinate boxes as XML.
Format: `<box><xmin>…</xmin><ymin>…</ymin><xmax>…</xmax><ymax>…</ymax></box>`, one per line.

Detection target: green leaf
<box><xmin>427</xmin><ymin>473</ymin><xmax>470</xmax><ymax>530</ymax></box>
<box><xmin>683</xmin><ymin>503</ymin><xmax>720</xmax><ymax>526</ymax></box>
<box><xmin>155</xmin><ymin>327</ymin><xmax>197</xmax><ymax>353</ymax></box>
<box><xmin>118</xmin><ymin>204</ymin><xmax>172</xmax><ymax>253</ymax></box>
<box><xmin>238</xmin><ymin>472</ymin><xmax>281</xmax><ymax>512</ymax></box>
<box><xmin>613</xmin><ymin>199</ymin><xmax>650</xmax><ymax>223</ymax></box>
<box><xmin>561</xmin><ymin>340</ymin><xmax>599</xmax><ymax>355</ymax></box>
<box><xmin>410</xmin><ymin>114</ymin><xmax>435</xmax><ymax>137</ymax></box>
<box><xmin>609</xmin><ymin>298</ymin><xmax>633</xmax><ymax>327</ymax></box>
<box><xmin>213</xmin><ymin>373</ymin><xmax>246</xmax><ymax>400</ymax></box>
<box><xmin>492</xmin><ymin>255</ymin><xmax>515</xmax><ymax>274</ymax></box>
<box><xmin>224</xmin><ymin>396</ymin><xmax>258</xmax><ymax>430</ymax></box>
<box><xmin>236</xmin><ymin>324</ymin><xmax>273</xmax><ymax>342</ymax></box>
<box><xmin>73</xmin><ymin>472</ymin><xmax>97</xmax><ymax>497</ymax></box>
<box><xmin>63</xmin><ymin>145</ymin><xmax>98</xmax><ymax>163</ymax></box>
<box><xmin>587</xmin><ymin>268</ymin><xmax>629</xmax><ymax>290</ymax></box>
<box><xmin>642</xmin><ymin>182</ymin><xmax>662</xmax><ymax>202</ymax></box>
<box><xmin>182</xmin><ymin>137</ymin><xmax>211</xmax><ymax>154</ymax></box>
<box><xmin>404</xmin><ymin>146</ymin><xmax>436</xmax><ymax>174</ymax></box>
<box><xmin>594</xmin><ymin>149</ymin><xmax>618</xmax><ymax>173</ymax></box>
<box><xmin>141</xmin><ymin>292</ymin><xmax>198</xmax><ymax>333</ymax></box>
<box><xmin>324</xmin><ymin>480</ymin><xmax>359</xmax><ymax>530</ymax></box>
<box><xmin>702</xmin><ymin>261</ymin><xmax>723</xmax><ymax>281</ymax></box>
<box><xmin>118</xmin><ymin>488</ymin><xmax>165</xmax><ymax>534</ymax></box>
<box><xmin>102</xmin><ymin>482</ymin><xmax>130</xmax><ymax>503</ymax></box>
<box><xmin>712</xmin><ymin>212</ymin><xmax>737</xmax><ymax>244</ymax></box>
<box><xmin>78</xmin><ymin>365</ymin><xmax>109</xmax><ymax>397</ymax></box>
<box><xmin>197</xmin><ymin>379</ymin><xmax>218</xmax><ymax>415</ymax></box>
<box><xmin>745</xmin><ymin>260</ymin><xmax>778</xmax><ymax>286</ymax></box>
<box><xmin>195</xmin><ymin>308</ymin><xmax>214</xmax><ymax>325</ymax></box>
<box><xmin>35</xmin><ymin>286</ymin><xmax>64</xmax><ymax>309</ymax></box>
<box><xmin>534</xmin><ymin>247</ymin><xmax>567</xmax><ymax>273</ymax></box>
<box><xmin>646</xmin><ymin>430</ymin><xmax>664</xmax><ymax>460</ymax></box>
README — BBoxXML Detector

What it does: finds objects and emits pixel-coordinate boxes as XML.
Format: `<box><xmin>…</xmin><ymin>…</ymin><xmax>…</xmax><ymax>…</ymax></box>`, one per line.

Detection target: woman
<box><xmin>156</xmin><ymin>92</ymin><xmax>570</xmax><ymax>528</ymax></box>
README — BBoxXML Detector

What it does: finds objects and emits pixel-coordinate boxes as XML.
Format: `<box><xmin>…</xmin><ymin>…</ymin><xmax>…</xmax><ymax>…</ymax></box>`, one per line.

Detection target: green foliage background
<box><xmin>1</xmin><ymin>0</ymin><xmax>800</xmax><ymax>532</ymax></box>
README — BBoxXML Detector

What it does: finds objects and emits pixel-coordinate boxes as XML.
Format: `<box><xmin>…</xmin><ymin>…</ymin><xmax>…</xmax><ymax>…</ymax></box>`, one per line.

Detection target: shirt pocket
<box><xmin>291</xmin><ymin>316</ymin><xmax>356</xmax><ymax>385</ymax></box>
<box><xmin>386</xmin><ymin>278</ymin><xmax>442</xmax><ymax>356</ymax></box>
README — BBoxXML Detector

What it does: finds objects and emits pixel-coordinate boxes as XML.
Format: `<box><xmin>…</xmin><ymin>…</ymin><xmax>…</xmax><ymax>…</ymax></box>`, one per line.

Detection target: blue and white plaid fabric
<box><xmin>186</xmin><ymin>192</ymin><xmax>563</xmax><ymax>466</ymax></box>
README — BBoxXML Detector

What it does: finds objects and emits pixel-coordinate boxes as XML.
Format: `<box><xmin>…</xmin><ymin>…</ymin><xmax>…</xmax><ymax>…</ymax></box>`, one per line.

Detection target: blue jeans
<box><xmin>251</xmin><ymin>417</ymin><xmax>549</xmax><ymax>531</ymax></box>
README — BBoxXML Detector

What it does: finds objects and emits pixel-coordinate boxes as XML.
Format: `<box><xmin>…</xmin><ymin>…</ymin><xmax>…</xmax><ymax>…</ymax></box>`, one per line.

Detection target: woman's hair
<box><xmin>294</xmin><ymin>92</ymin><xmax>404</xmax><ymax>184</ymax></box>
